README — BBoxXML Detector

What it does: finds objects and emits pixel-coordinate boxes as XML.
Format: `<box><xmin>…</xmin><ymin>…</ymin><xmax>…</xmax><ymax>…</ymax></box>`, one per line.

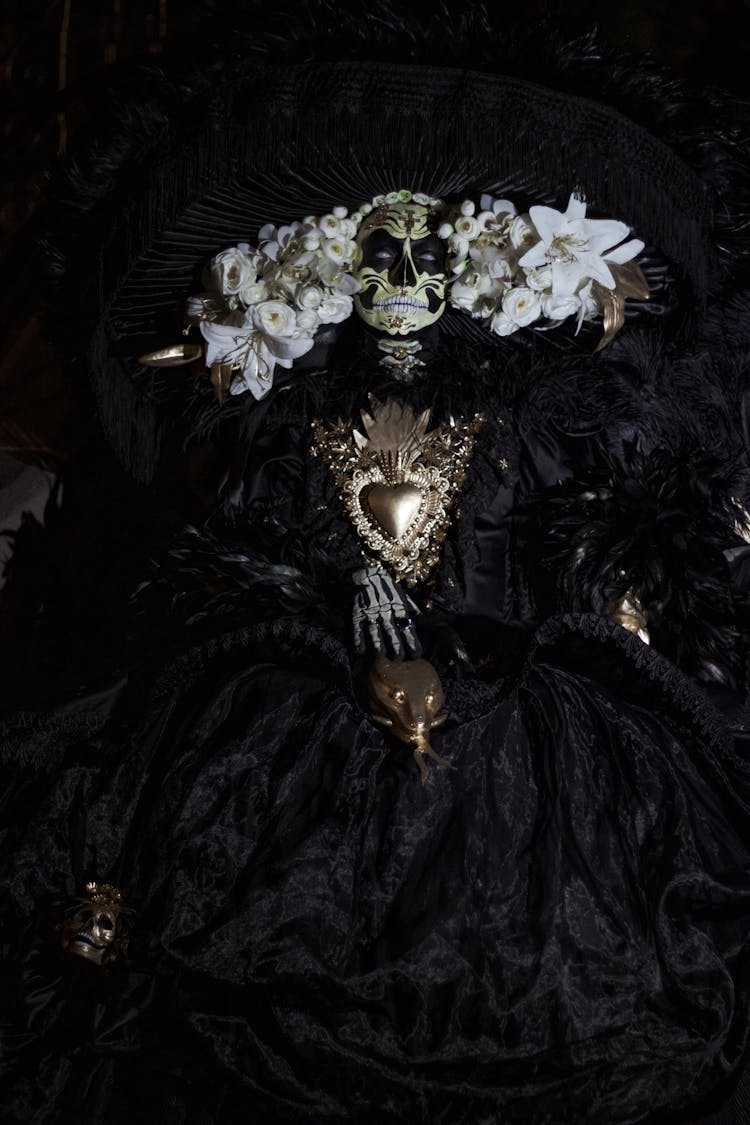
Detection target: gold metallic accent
<box><xmin>210</xmin><ymin>361</ymin><xmax>236</xmax><ymax>406</ymax></box>
<box><xmin>138</xmin><ymin>343</ymin><xmax>203</xmax><ymax>368</ymax></box>
<box><xmin>367</xmin><ymin>482</ymin><xmax>422</xmax><ymax>539</ymax></box>
<box><xmin>732</xmin><ymin>497</ymin><xmax>750</xmax><ymax>545</ymax></box>
<box><xmin>360</xmin><ymin>203</ymin><xmax>437</xmax><ymax>239</ymax></box>
<box><xmin>592</xmin><ymin>261</ymin><xmax>650</xmax><ymax>352</ymax></box>
<box><xmin>368</xmin><ymin>656</ymin><xmax>451</xmax><ymax>783</ymax></box>
<box><xmin>377</xmin><ymin>338</ymin><xmax>426</xmax><ymax>380</ymax></box>
<box><xmin>312</xmin><ymin>398</ymin><xmax>483</xmax><ymax>586</ymax></box>
<box><xmin>59</xmin><ymin>882</ymin><xmax>128</xmax><ymax>966</ymax></box>
<box><xmin>608</xmin><ymin>587</ymin><xmax>650</xmax><ymax>645</ymax></box>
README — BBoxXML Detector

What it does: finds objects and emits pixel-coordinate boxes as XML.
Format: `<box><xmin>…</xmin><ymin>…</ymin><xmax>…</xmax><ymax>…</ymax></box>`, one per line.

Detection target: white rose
<box><xmin>541</xmin><ymin>294</ymin><xmax>581</xmax><ymax>321</ymax></box>
<box><xmin>412</xmin><ymin>192</ymin><xmax>433</xmax><ymax>205</ymax></box>
<box><xmin>296</xmin><ymin>285</ymin><xmax>322</xmax><ymax>310</ymax></box>
<box><xmin>252</xmin><ymin>300</ymin><xmax>298</xmax><ymax>338</ymax></box>
<box><xmin>332</xmin><ymin>205</ymin><xmax>348</xmax><ymax>219</ymax></box>
<box><xmin>318</xmin><ymin>293</ymin><xmax>353</xmax><ymax>324</ymax></box>
<box><xmin>296</xmin><ymin>308</ymin><xmax>320</xmax><ymax>332</ymax></box>
<box><xmin>210</xmin><ymin>247</ymin><xmax>256</xmax><ymax>295</ymax></box>
<box><xmin>523</xmin><ymin>265</ymin><xmax>553</xmax><ymax>292</ymax></box>
<box><xmin>450</xmin><ymin>270</ymin><xmax>503</xmax><ymax>316</ymax></box>
<box><xmin>489</xmin><ymin>311</ymin><xmax>521</xmax><ymax>337</ymax></box>
<box><xmin>303</xmin><ymin>233</ymin><xmax>321</xmax><ymax>252</ymax></box>
<box><xmin>339</xmin><ymin>219</ymin><xmax>357</xmax><ymax>239</ymax></box>
<box><xmin>449</xmin><ymin>233</ymin><xmax>469</xmax><ymax>256</ymax></box>
<box><xmin>460</xmin><ymin>199</ymin><xmax>476</xmax><ymax>217</ymax></box>
<box><xmin>438</xmin><ymin>222</ymin><xmax>454</xmax><ymax>240</ymax></box>
<box><xmin>322</xmin><ymin>237</ymin><xmax>357</xmax><ymax>265</ymax></box>
<box><xmin>455</xmin><ymin>216</ymin><xmax>480</xmax><ymax>240</ymax></box>
<box><xmin>361</xmin><ymin>202</ymin><xmax>373</xmax><ymax>215</ymax></box>
<box><xmin>502</xmin><ymin>286</ymin><xmax>542</xmax><ymax>327</ymax></box>
<box><xmin>238</xmin><ymin>281</ymin><xmax>268</xmax><ymax>306</ymax></box>
<box><xmin>318</xmin><ymin>214</ymin><xmax>341</xmax><ymax>237</ymax></box>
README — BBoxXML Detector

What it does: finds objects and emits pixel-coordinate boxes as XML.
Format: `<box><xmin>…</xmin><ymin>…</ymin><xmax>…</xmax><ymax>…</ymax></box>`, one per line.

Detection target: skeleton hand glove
<box><xmin>352</xmin><ymin>565</ymin><xmax>422</xmax><ymax>659</ymax></box>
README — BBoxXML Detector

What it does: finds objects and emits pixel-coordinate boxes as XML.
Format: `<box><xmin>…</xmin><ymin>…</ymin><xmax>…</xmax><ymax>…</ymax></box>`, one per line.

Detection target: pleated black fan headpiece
<box><xmin>41</xmin><ymin>2</ymin><xmax>750</xmax><ymax>481</ymax></box>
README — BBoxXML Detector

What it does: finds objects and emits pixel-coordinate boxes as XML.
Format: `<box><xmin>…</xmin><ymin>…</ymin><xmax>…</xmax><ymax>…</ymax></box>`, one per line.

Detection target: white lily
<box><xmin>519</xmin><ymin>194</ymin><xmax>644</xmax><ymax>297</ymax></box>
<box><xmin>200</xmin><ymin>303</ymin><xmax>316</xmax><ymax>401</ymax></box>
<box><xmin>258</xmin><ymin>222</ymin><xmax>303</xmax><ymax>263</ymax></box>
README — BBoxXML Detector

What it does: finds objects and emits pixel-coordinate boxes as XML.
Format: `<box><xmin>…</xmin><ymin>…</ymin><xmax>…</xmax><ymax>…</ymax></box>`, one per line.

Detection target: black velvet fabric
<box><xmin>3</xmin><ymin>338</ymin><xmax>750</xmax><ymax>1123</ymax></box>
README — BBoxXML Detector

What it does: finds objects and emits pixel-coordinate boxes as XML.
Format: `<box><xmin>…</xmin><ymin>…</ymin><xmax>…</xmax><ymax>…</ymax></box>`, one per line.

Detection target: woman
<box><xmin>3</xmin><ymin>7</ymin><xmax>750</xmax><ymax>1122</ymax></box>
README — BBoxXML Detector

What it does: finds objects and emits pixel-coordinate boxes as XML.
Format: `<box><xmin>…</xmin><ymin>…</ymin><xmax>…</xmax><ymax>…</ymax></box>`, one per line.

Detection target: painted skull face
<box><xmin>353</xmin><ymin>203</ymin><xmax>447</xmax><ymax>336</ymax></box>
<box><xmin>60</xmin><ymin>885</ymin><xmax>125</xmax><ymax>966</ymax></box>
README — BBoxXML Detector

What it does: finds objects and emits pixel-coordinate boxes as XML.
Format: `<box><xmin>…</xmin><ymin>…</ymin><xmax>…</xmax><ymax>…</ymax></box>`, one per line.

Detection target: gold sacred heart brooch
<box><xmin>313</xmin><ymin>397</ymin><xmax>483</xmax><ymax>586</ymax></box>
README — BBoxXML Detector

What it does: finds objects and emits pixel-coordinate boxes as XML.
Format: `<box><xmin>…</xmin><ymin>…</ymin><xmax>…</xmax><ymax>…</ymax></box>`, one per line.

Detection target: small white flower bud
<box><xmin>455</xmin><ymin>216</ymin><xmax>480</xmax><ymax>240</ymax></box>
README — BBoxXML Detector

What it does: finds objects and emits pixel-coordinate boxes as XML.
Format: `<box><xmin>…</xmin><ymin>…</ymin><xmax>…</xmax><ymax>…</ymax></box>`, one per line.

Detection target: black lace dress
<box><xmin>3</xmin><ymin>341</ymin><xmax>750</xmax><ymax>1125</ymax></box>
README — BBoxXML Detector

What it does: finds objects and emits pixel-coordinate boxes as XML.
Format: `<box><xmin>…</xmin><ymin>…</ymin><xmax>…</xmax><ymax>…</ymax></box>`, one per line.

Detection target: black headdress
<box><xmin>38</xmin><ymin>2</ymin><xmax>750</xmax><ymax>483</ymax></box>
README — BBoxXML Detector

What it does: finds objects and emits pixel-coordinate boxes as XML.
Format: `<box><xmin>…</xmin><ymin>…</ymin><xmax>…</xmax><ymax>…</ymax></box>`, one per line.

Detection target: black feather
<box><xmin>522</xmin><ymin>440</ymin><xmax>750</xmax><ymax>688</ymax></box>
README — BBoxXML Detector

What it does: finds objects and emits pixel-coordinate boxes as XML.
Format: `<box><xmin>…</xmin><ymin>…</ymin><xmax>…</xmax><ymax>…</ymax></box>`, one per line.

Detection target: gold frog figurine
<box><xmin>368</xmin><ymin>656</ymin><xmax>451</xmax><ymax>783</ymax></box>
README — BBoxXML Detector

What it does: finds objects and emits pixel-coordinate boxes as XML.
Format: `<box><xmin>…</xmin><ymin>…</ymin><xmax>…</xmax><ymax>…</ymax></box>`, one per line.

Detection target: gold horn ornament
<box><xmin>138</xmin><ymin>343</ymin><xmax>204</xmax><ymax>367</ymax></box>
<box><xmin>368</xmin><ymin>655</ymin><xmax>451</xmax><ymax>783</ymax></box>
<box><xmin>592</xmin><ymin>261</ymin><xmax>650</xmax><ymax>352</ymax></box>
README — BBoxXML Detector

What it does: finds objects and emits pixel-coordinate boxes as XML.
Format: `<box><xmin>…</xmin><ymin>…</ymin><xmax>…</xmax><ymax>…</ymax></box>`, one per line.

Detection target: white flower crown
<box><xmin>185</xmin><ymin>189</ymin><xmax>646</xmax><ymax>401</ymax></box>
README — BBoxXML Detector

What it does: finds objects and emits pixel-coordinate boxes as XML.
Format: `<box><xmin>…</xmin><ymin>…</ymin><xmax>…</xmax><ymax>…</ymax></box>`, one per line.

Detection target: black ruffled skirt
<box><xmin>3</xmin><ymin>613</ymin><xmax>750</xmax><ymax>1124</ymax></box>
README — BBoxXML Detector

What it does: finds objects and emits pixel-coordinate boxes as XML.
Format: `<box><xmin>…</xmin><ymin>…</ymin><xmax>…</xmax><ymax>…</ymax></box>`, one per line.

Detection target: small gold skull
<box><xmin>59</xmin><ymin>882</ymin><xmax>127</xmax><ymax>966</ymax></box>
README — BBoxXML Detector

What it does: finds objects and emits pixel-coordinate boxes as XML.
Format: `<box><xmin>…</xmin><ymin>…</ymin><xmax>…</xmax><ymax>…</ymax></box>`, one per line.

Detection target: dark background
<box><xmin>3</xmin><ymin>0</ymin><xmax>750</xmax><ymax>263</ymax></box>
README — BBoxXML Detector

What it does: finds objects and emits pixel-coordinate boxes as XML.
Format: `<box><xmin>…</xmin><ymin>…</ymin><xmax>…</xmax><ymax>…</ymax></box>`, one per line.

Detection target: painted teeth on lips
<box><xmin>373</xmin><ymin>296</ymin><xmax>429</xmax><ymax>311</ymax></box>
<box><xmin>74</xmin><ymin>932</ymin><xmax>103</xmax><ymax>948</ymax></box>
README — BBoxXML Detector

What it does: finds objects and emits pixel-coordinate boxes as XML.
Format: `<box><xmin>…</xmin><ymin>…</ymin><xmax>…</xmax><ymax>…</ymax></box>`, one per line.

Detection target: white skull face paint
<box><xmin>353</xmin><ymin>203</ymin><xmax>447</xmax><ymax>336</ymax></box>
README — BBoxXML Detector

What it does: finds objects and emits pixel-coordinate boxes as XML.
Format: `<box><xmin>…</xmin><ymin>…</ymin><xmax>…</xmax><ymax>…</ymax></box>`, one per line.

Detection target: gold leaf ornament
<box><xmin>592</xmin><ymin>261</ymin><xmax>650</xmax><ymax>352</ymax></box>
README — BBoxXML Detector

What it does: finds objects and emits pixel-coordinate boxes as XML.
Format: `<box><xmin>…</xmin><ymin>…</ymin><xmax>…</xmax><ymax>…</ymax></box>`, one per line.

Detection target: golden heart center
<box><xmin>365</xmin><ymin>483</ymin><xmax>423</xmax><ymax>540</ymax></box>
